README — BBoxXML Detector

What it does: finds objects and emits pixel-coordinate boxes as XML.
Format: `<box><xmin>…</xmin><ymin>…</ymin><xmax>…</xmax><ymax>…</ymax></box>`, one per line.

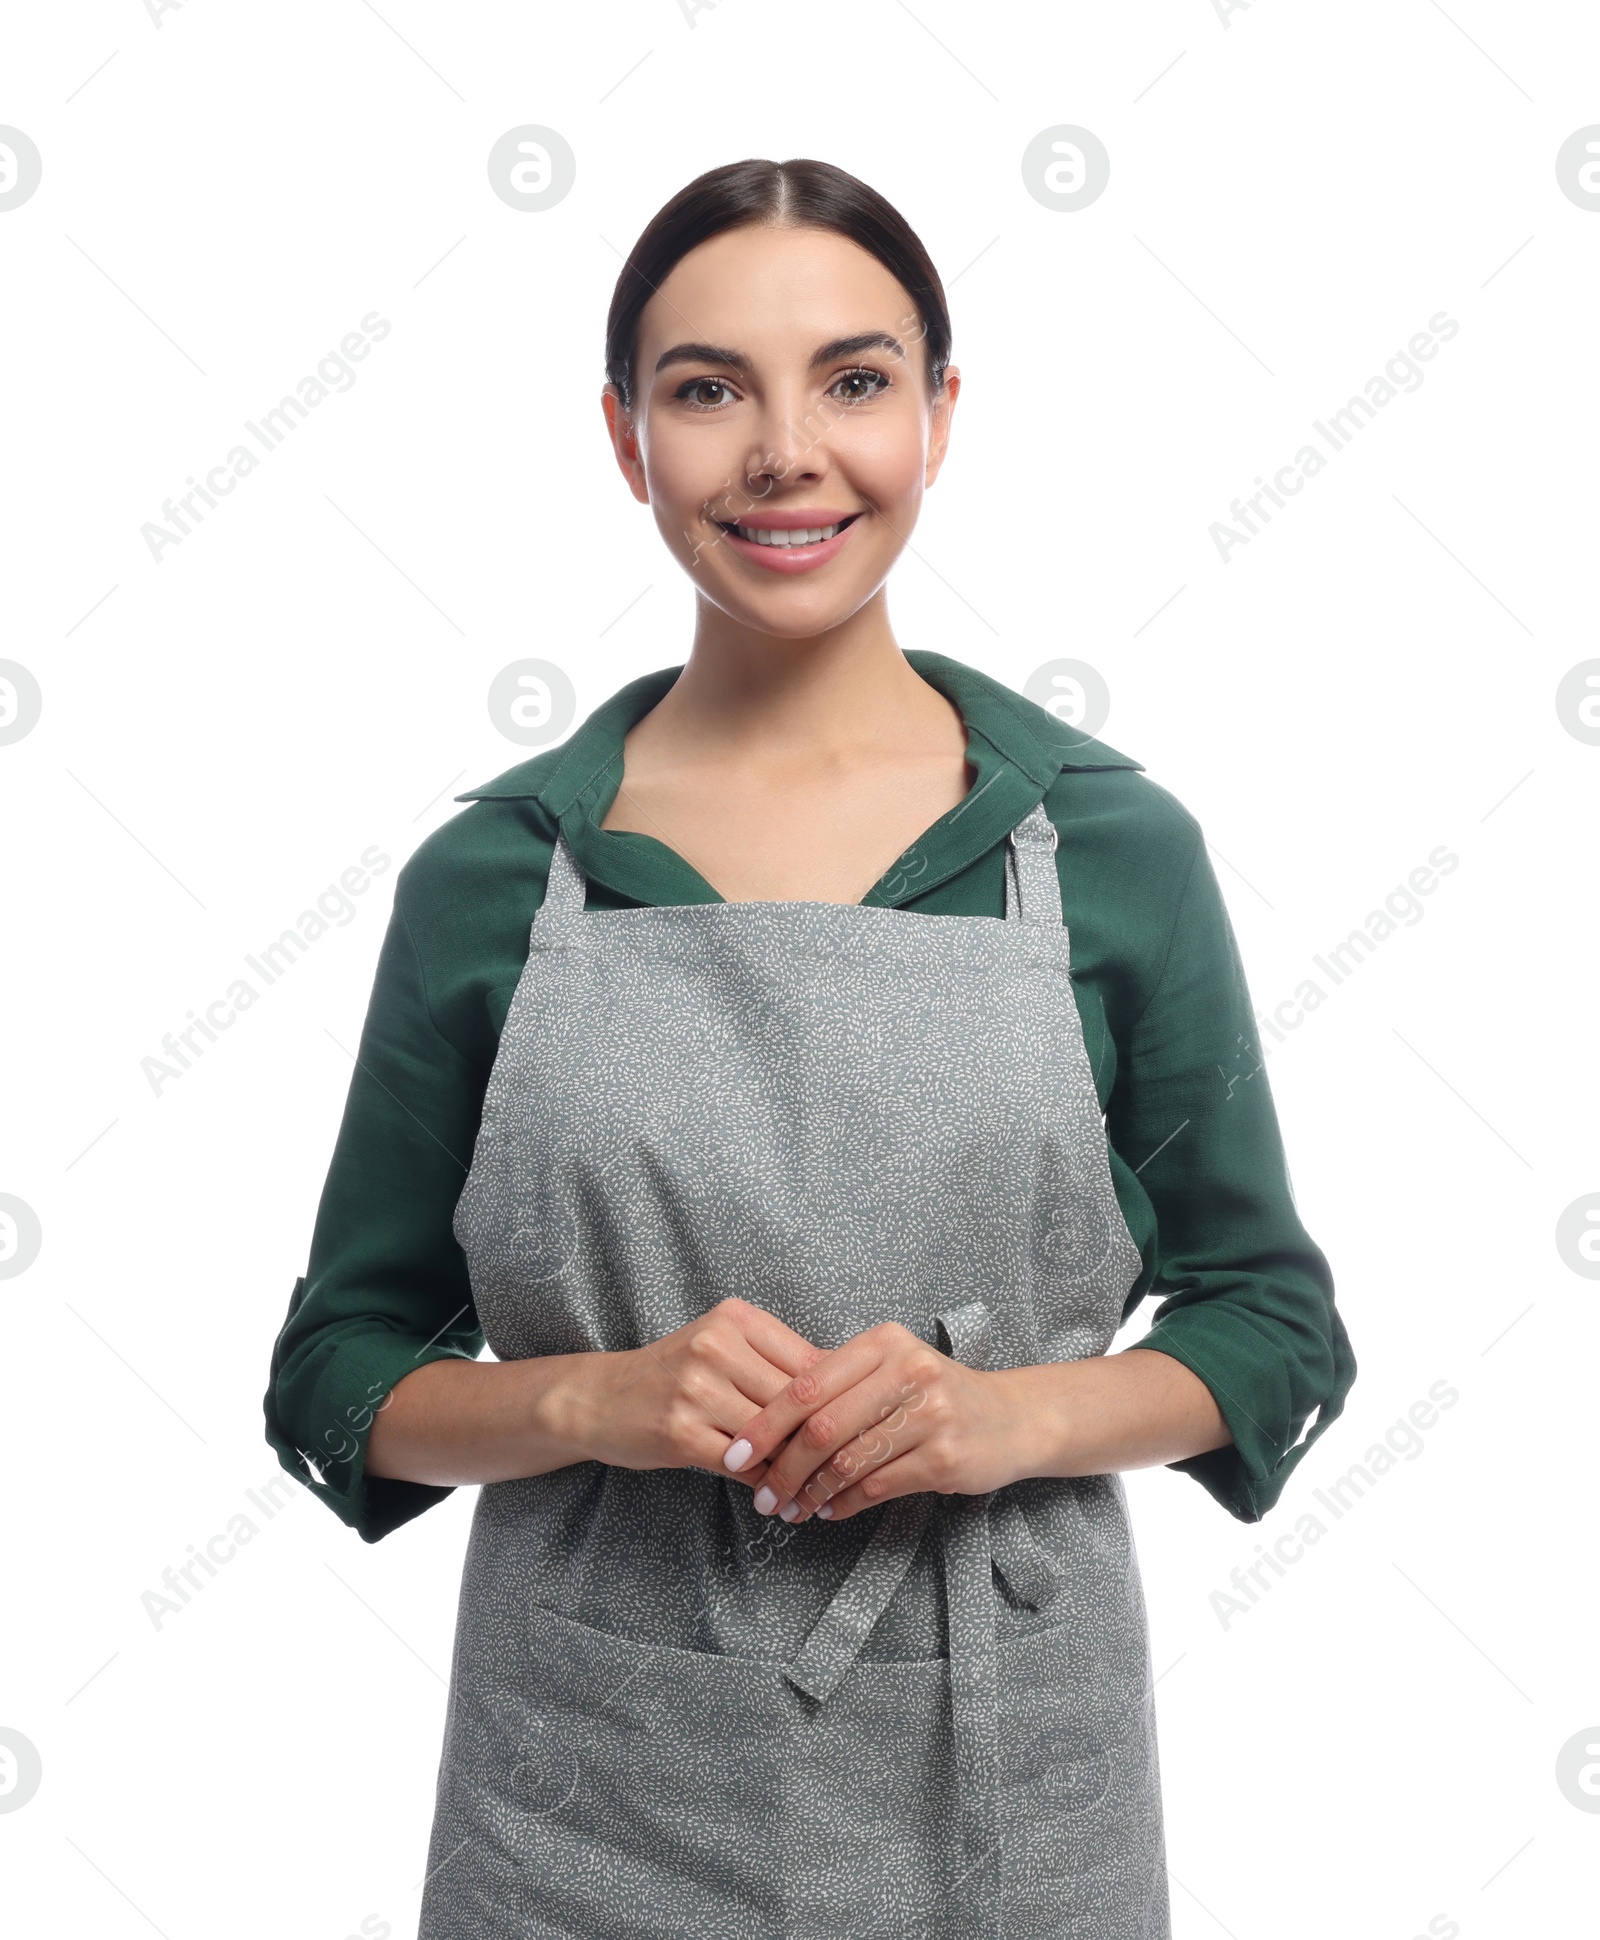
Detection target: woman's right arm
<box><xmin>363</xmin><ymin>1355</ymin><xmax>595</xmax><ymax>1488</ymax></box>
<box><xmin>264</xmin><ymin>848</ymin><xmax>818</xmax><ymax>1533</ymax></box>
<box><xmin>263</xmin><ymin>868</ymin><xmax>498</xmax><ymax>1540</ymax></box>
<box><xmin>367</xmin><ymin>1300</ymin><xmax>828</xmax><ymax>1489</ymax></box>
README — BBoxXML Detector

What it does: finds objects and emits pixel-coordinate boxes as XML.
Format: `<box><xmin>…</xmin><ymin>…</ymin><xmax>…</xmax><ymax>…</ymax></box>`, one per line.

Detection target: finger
<box><xmin>721</xmin><ymin>1299</ymin><xmax>830</xmax><ymax>1379</ymax></box>
<box><xmin>754</xmin><ymin>1373</ymin><xmax>920</xmax><ymax>1519</ymax></box>
<box><xmin>652</xmin><ymin>1357</ymin><xmax>783</xmax><ymax>1482</ymax></box>
<box><xmin>761</xmin><ymin>1379</ymin><xmax>913</xmax><ymax>1513</ymax></box>
<box><xmin>722</xmin><ymin>1334</ymin><xmax>889</xmax><ymax>1479</ymax></box>
<box><xmin>720</xmin><ymin>1340</ymin><xmax>804</xmax><ymax>1413</ymax></box>
<box><xmin>697</xmin><ymin>1446</ymin><xmax>776</xmax><ymax>1487</ymax></box>
<box><xmin>707</xmin><ymin>1344</ymin><xmax>811</xmax><ymax>1488</ymax></box>
<box><xmin>635</xmin><ymin>1377</ymin><xmax>771</xmax><ymax>1480</ymax></box>
<box><xmin>785</xmin><ymin>1404</ymin><xmax>923</xmax><ymax>1522</ymax></box>
<box><xmin>709</xmin><ymin>1372</ymin><xmax>814</xmax><ymax>1489</ymax></box>
<box><xmin>806</xmin><ymin>1452</ymin><xmax>926</xmax><ymax>1523</ymax></box>
<box><xmin>657</xmin><ymin>1328</ymin><xmax>803</xmax><ymax>1438</ymax></box>
<box><xmin>687</xmin><ymin>1436</ymin><xmax>777</xmax><ymax>1484</ymax></box>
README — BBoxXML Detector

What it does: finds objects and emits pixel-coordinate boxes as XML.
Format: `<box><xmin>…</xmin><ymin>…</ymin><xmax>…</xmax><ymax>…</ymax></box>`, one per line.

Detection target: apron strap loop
<box><xmin>1004</xmin><ymin>801</ymin><xmax>1061</xmax><ymax>929</ymax></box>
<box><xmin>783</xmin><ymin>1494</ymin><xmax>936</xmax><ymax>1703</ymax></box>
<box><xmin>935</xmin><ymin>1297</ymin><xmax>994</xmax><ymax>1368</ymax></box>
<box><xmin>989</xmin><ymin>1494</ymin><xmax>1069</xmax><ymax>1612</ymax></box>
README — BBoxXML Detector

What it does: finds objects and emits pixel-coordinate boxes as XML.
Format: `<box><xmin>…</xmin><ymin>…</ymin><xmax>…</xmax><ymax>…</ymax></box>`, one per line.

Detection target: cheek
<box><xmin>642</xmin><ymin>435</ymin><xmax>723</xmax><ymax>517</ymax></box>
<box><xmin>834</xmin><ymin>414</ymin><xmax>929</xmax><ymax>507</ymax></box>
<box><xmin>639</xmin><ymin>411</ymin><xmax>766</xmax><ymax>524</ymax></box>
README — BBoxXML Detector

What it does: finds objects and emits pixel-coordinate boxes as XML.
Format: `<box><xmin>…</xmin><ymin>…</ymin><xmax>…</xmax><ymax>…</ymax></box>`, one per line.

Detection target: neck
<box><xmin>644</xmin><ymin>592</ymin><xmax>955</xmax><ymax>764</ymax></box>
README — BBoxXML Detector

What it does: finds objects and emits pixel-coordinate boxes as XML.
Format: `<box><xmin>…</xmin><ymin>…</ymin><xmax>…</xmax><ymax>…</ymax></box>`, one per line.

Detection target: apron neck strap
<box><xmin>536</xmin><ymin>827</ymin><xmax>589</xmax><ymax>923</ymax></box>
<box><xmin>1004</xmin><ymin>801</ymin><xmax>1061</xmax><ymax>927</ymax></box>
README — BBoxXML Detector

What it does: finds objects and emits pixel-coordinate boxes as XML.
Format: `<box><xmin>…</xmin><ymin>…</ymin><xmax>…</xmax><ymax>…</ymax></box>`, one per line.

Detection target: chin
<box><xmin>712</xmin><ymin>587</ymin><xmax>880</xmax><ymax>641</ymax></box>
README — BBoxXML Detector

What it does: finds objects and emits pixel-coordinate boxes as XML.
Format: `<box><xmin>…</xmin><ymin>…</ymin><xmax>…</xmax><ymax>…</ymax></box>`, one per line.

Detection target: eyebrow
<box><xmin>652</xmin><ymin>331</ymin><xmax>907</xmax><ymax>378</ymax></box>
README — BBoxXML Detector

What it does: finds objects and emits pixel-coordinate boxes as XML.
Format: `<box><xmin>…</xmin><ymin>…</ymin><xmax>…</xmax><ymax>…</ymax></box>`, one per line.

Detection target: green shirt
<box><xmin>263</xmin><ymin>649</ymin><xmax>1355</xmax><ymax>1541</ymax></box>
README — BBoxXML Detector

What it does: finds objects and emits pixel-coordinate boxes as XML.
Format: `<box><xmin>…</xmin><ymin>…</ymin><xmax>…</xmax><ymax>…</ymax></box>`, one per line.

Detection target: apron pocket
<box><xmin>426</xmin><ymin>1599</ymin><xmax>979</xmax><ymax>1939</ymax></box>
<box><xmin>431</xmin><ymin>1602</ymin><xmax>795</xmax><ymax>1936</ymax></box>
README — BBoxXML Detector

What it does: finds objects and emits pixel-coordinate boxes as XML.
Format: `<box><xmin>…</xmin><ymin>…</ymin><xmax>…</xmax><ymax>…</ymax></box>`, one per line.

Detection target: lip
<box><xmin>712</xmin><ymin>509</ymin><xmax>865</xmax><ymax>575</ymax></box>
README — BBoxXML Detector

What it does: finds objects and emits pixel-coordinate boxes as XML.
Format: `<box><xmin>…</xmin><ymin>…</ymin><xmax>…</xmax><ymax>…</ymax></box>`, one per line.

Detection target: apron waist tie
<box><xmin>782</xmin><ymin>1300</ymin><xmax>1072</xmax><ymax>1938</ymax></box>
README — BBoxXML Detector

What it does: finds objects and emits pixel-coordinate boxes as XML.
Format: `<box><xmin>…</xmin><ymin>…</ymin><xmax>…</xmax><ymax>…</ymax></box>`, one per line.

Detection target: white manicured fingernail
<box><xmin>817</xmin><ymin>1503</ymin><xmax>834</xmax><ymax>1520</ymax></box>
<box><xmin>724</xmin><ymin>1438</ymin><xmax>753</xmax><ymax>1473</ymax></box>
<box><xmin>753</xmin><ymin>1485</ymin><xmax>778</xmax><ymax>1517</ymax></box>
<box><xmin>779</xmin><ymin>1500</ymin><xmax>800</xmax><ymax>1523</ymax></box>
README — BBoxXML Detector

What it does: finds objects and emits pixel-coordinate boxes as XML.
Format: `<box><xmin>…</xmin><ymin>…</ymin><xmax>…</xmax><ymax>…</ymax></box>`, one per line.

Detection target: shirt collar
<box><xmin>454</xmin><ymin>651</ymin><xmax>1143</xmax><ymax>908</ymax></box>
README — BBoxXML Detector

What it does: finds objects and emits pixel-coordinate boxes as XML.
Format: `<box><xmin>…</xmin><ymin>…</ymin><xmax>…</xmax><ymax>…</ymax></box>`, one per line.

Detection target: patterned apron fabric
<box><xmin>420</xmin><ymin>801</ymin><xmax>1172</xmax><ymax>1939</ymax></box>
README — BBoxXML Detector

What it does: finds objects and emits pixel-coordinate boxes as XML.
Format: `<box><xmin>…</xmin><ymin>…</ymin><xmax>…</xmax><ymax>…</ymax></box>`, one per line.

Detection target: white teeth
<box><xmin>733</xmin><ymin>521</ymin><xmax>842</xmax><ymax>546</ymax></box>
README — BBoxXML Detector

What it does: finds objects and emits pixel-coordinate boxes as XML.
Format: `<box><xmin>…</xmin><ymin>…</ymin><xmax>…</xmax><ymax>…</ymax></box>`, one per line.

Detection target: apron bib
<box><xmin>420</xmin><ymin>801</ymin><xmax>1171</xmax><ymax>1939</ymax></box>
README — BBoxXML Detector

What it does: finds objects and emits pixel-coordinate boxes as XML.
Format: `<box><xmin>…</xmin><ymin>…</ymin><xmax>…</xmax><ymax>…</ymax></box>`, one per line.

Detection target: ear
<box><xmin>601</xmin><ymin>385</ymin><xmax>650</xmax><ymax>506</ymax></box>
<box><xmin>924</xmin><ymin>367</ymin><xmax>961</xmax><ymax>488</ymax></box>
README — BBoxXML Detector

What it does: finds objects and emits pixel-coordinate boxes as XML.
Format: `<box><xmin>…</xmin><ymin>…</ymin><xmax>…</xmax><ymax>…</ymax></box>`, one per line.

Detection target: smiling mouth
<box><xmin>714</xmin><ymin>512</ymin><xmax>864</xmax><ymax>547</ymax></box>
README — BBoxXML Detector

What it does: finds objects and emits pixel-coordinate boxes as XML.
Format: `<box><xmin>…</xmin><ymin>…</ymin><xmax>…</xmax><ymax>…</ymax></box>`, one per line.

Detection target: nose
<box><xmin>742</xmin><ymin>394</ymin><xmax>829</xmax><ymax>498</ymax></box>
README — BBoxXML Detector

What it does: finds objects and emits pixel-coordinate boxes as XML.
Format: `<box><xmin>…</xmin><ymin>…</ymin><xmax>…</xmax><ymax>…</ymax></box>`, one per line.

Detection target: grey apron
<box><xmin>420</xmin><ymin>800</ymin><xmax>1171</xmax><ymax>1939</ymax></box>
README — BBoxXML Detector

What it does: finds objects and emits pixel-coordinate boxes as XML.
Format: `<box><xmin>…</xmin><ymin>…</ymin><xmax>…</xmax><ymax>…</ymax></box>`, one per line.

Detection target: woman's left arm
<box><xmin>722</xmin><ymin>1327</ymin><xmax>1229</xmax><ymax>1523</ymax></box>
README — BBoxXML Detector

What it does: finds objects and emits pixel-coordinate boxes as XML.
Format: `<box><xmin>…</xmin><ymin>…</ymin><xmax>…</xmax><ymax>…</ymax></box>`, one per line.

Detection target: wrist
<box><xmin>992</xmin><ymin>1362</ymin><xmax>1084</xmax><ymax>1483</ymax></box>
<box><xmin>513</xmin><ymin>1350</ymin><xmax>605</xmax><ymax>1470</ymax></box>
<box><xmin>992</xmin><ymin>1349</ymin><xmax>1233</xmax><ymax>1483</ymax></box>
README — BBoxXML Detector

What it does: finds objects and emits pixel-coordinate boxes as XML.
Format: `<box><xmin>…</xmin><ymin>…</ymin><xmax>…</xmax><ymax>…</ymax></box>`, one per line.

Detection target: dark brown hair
<box><xmin>604</xmin><ymin>158</ymin><xmax>951</xmax><ymax>411</ymax></box>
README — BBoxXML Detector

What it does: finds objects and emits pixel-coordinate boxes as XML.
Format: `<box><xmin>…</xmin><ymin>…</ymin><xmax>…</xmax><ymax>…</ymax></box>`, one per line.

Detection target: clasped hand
<box><xmin>609</xmin><ymin>1296</ymin><xmax>1028</xmax><ymax>1523</ymax></box>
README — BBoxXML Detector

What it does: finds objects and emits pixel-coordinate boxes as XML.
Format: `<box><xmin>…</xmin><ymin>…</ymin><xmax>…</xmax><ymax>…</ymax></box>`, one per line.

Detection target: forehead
<box><xmin>638</xmin><ymin>223</ymin><xmax>922</xmax><ymax>366</ymax></box>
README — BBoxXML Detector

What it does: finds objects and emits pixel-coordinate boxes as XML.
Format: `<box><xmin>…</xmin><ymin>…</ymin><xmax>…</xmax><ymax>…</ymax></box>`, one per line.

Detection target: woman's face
<box><xmin>603</xmin><ymin>223</ymin><xmax>960</xmax><ymax>640</ymax></box>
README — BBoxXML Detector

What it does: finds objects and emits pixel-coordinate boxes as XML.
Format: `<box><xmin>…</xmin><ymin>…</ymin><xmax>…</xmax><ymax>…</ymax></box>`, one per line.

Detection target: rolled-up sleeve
<box><xmin>1109</xmin><ymin>829</ymin><xmax>1356</xmax><ymax>1524</ymax></box>
<box><xmin>263</xmin><ymin>873</ymin><xmax>487</xmax><ymax>1542</ymax></box>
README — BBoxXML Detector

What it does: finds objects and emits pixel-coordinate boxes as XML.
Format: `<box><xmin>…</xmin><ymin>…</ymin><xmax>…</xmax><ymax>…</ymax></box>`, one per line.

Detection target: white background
<box><xmin>2</xmin><ymin>2</ymin><xmax>1597</xmax><ymax>1936</ymax></box>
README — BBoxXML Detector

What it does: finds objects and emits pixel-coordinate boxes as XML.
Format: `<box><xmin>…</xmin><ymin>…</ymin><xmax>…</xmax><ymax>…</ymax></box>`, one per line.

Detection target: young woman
<box><xmin>266</xmin><ymin>158</ymin><xmax>1354</xmax><ymax>1938</ymax></box>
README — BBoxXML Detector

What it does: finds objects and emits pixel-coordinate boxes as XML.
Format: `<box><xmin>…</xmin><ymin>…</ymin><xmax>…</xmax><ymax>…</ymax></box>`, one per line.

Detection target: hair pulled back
<box><xmin>604</xmin><ymin>158</ymin><xmax>951</xmax><ymax>412</ymax></box>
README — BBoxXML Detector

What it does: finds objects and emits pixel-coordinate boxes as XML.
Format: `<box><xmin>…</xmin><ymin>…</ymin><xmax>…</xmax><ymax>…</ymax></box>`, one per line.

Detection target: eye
<box><xmin>829</xmin><ymin>366</ymin><xmax>890</xmax><ymax>404</ymax></box>
<box><xmin>674</xmin><ymin>376</ymin><xmax>739</xmax><ymax>410</ymax></box>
